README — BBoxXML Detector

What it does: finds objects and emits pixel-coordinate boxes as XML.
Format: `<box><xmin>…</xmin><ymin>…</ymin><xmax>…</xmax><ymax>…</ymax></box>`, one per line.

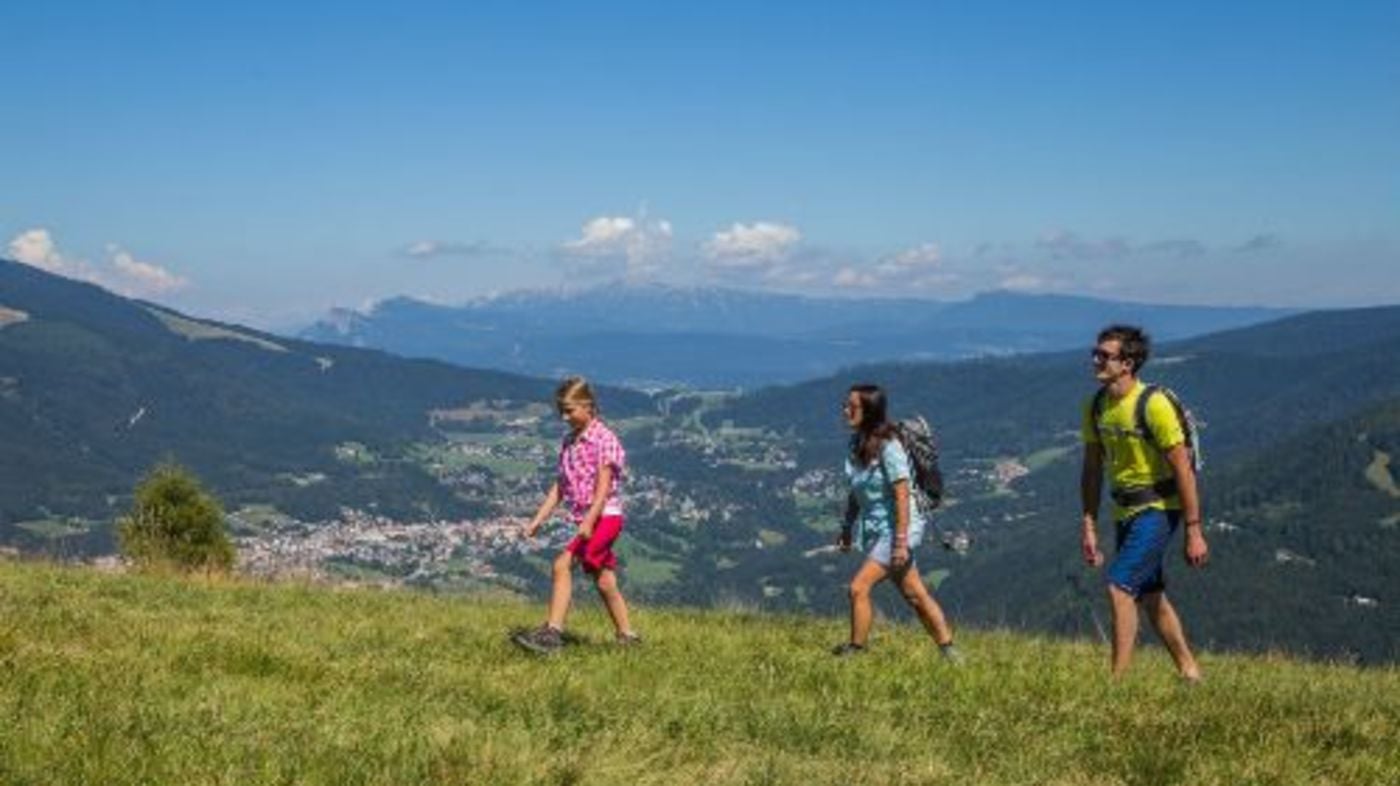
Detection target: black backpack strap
<box><xmin>843</xmin><ymin>490</ymin><xmax>860</xmax><ymax>528</ymax></box>
<box><xmin>1091</xmin><ymin>387</ymin><xmax>1109</xmax><ymax>442</ymax></box>
<box><xmin>1134</xmin><ymin>384</ymin><xmax>1161</xmax><ymax>446</ymax></box>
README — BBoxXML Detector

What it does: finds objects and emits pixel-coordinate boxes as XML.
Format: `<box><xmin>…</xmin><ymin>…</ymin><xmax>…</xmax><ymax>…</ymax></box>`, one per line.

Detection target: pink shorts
<box><xmin>565</xmin><ymin>514</ymin><xmax>625</xmax><ymax>575</ymax></box>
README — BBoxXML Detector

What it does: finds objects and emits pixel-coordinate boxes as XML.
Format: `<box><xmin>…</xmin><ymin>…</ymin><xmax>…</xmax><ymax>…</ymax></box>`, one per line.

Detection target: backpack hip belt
<box><xmin>1110</xmin><ymin>478</ymin><xmax>1179</xmax><ymax>508</ymax></box>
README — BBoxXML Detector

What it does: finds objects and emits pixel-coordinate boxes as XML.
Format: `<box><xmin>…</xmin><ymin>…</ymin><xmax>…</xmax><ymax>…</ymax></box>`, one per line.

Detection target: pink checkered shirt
<box><xmin>557</xmin><ymin>418</ymin><xmax>625</xmax><ymax>522</ymax></box>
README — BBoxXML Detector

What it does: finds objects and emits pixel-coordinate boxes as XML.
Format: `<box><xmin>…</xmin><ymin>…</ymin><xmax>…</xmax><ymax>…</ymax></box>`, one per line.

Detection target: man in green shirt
<box><xmin>1080</xmin><ymin>325</ymin><xmax>1208</xmax><ymax>680</ymax></box>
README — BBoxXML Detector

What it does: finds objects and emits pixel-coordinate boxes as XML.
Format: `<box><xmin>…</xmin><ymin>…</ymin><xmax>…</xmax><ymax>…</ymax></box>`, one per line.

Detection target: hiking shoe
<box><xmin>511</xmin><ymin>624</ymin><xmax>564</xmax><ymax>655</ymax></box>
<box><xmin>615</xmin><ymin>631</ymin><xmax>643</xmax><ymax>647</ymax></box>
<box><xmin>831</xmin><ymin>642</ymin><xmax>867</xmax><ymax>657</ymax></box>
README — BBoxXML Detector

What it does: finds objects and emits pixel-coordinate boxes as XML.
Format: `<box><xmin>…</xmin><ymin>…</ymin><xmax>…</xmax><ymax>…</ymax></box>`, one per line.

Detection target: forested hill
<box><xmin>1175</xmin><ymin>396</ymin><xmax>1400</xmax><ymax>659</ymax></box>
<box><xmin>1170</xmin><ymin>303</ymin><xmax>1400</xmax><ymax>356</ymax></box>
<box><xmin>0</xmin><ymin>258</ymin><xmax>649</xmax><ymax>525</ymax></box>
<box><xmin>715</xmin><ymin>304</ymin><xmax>1400</xmax><ymax>465</ymax></box>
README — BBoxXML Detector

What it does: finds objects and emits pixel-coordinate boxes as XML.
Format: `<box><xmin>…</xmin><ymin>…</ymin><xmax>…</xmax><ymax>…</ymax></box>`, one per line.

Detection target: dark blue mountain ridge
<box><xmin>300</xmin><ymin>283</ymin><xmax>1294</xmax><ymax>387</ymax></box>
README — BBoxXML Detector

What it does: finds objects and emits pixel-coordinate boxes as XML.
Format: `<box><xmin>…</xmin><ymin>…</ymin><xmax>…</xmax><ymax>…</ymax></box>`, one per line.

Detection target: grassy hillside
<box><xmin>1</xmin><ymin>560</ymin><xmax>1395</xmax><ymax>785</ymax></box>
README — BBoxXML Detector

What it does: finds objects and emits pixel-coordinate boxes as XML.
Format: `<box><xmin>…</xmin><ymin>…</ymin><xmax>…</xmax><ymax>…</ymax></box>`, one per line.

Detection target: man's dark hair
<box><xmin>1097</xmin><ymin>324</ymin><xmax>1150</xmax><ymax>372</ymax></box>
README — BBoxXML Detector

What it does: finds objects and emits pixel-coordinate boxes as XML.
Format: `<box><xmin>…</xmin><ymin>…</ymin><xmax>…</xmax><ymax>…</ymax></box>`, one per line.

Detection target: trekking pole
<box><xmin>1066</xmin><ymin>572</ymin><xmax>1108</xmax><ymax>645</ymax></box>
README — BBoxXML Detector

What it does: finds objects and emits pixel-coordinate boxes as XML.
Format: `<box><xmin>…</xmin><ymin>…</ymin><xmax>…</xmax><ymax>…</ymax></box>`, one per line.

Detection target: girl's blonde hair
<box><xmin>555</xmin><ymin>376</ymin><xmax>598</xmax><ymax>414</ymax></box>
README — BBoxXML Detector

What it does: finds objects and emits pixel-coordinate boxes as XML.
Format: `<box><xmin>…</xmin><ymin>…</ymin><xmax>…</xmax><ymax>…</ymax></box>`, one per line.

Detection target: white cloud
<box><xmin>892</xmin><ymin>242</ymin><xmax>942</xmax><ymax>269</ymax></box>
<box><xmin>107</xmin><ymin>245</ymin><xmax>189</xmax><ymax>296</ymax></box>
<box><xmin>827</xmin><ymin>242</ymin><xmax>956</xmax><ymax>292</ymax></box>
<box><xmin>773</xmin><ymin>267</ymin><xmax>822</xmax><ymax>286</ymax></box>
<box><xmin>7</xmin><ymin>228</ymin><xmax>91</xmax><ymax>278</ymax></box>
<box><xmin>564</xmin><ymin>217</ymin><xmax>637</xmax><ymax>253</ymax></box>
<box><xmin>1036</xmin><ymin>229</ymin><xmax>1211</xmax><ymax>262</ymax></box>
<box><xmin>5</xmin><ymin>229</ymin><xmax>189</xmax><ymax>299</ymax></box>
<box><xmin>7</xmin><ymin>228</ymin><xmax>58</xmax><ymax>268</ymax></box>
<box><xmin>704</xmin><ymin>222</ymin><xmax>801</xmax><ymax>268</ymax></box>
<box><xmin>874</xmin><ymin>242</ymin><xmax>942</xmax><ymax>276</ymax></box>
<box><xmin>400</xmin><ymin>240</ymin><xmax>496</xmax><ymax>260</ymax></box>
<box><xmin>405</xmin><ymin>240</ymin><xmax>439</xmax><ymax>257</ymax></box>
<box><xmin>999</xmin><ymin>273</ymin><xmax>1049</xmax><ymax>291</ymax></box>
<box><xmin>832</xmin><ymin>266</ymin><xmax>879</xmax><ymax>289</ymax></box>
<box><xmin>1036</xmin><ymin>229</ymin><xmax>1130</xmax><ymax>261</ymax></box>
<box><xmin>560</xmin><ymin>212</ymin><xmax>673</xmax><ymax>278</ymax></box>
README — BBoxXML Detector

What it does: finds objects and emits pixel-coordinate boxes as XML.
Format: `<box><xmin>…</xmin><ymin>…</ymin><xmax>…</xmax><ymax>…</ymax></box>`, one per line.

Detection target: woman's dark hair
<box><xmin>849</xmin><ymin>383</ymin><xmax>896</xmax><ymax>465</ymax></box>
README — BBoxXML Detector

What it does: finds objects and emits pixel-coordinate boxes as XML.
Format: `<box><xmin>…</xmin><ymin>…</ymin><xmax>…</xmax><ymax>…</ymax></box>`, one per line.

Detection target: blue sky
<box><xmin>3</xmin><ymin>1</ymin><xmax>1397</xmax><ymax>327</ymax></box>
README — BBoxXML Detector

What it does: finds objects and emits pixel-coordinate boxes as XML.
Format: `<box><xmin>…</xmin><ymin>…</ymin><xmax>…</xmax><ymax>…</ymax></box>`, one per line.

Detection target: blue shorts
<box><xmin>864</xmin><ymin>520</ymin><xmax>926</xmax><ymax>568</ymax></box>
<box><xmin>1107</xmin><ymin>508</ymin><xmax>1179</xmax><ymax>598</ymax></box>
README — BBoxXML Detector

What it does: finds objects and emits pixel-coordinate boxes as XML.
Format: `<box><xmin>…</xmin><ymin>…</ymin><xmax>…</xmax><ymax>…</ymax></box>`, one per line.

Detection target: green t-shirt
<box><xmin>1081</xmin><ymin>380</ymin><xmax>1185</xmax><ymax>521</ymax></box>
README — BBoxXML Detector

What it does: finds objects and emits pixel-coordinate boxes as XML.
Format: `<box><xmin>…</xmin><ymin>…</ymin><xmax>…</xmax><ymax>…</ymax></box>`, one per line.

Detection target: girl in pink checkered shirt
<box><xmin>513</xmin><ymin>377</ymin><xmax>639</xmax><ymax>653</ymax></box>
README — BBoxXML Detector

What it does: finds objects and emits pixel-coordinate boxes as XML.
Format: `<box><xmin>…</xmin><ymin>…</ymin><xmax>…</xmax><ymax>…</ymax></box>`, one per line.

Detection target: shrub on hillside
<box><xmin>118</xmin><ymin>463</ymin><xmax>234</xmax><ymax>571</ymax></box>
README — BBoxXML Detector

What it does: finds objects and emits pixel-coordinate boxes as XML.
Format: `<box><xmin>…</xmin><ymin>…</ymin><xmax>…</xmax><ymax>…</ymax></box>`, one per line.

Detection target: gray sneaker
<box><xmin>939</xmin><ymin>642</ymin><xmax>964</xmax><ymax>665</ymax></box>
<box><xmin>831</xmin><ymin>642</ymin><xmax>867</xmax><ymax>657</ymax></box>
<box><xmin>511</xmin><ymin>624</ymin><xmax>564</xmax><ymax>654</ymax></box>
<box><xmin>615</xmin><ymin>631</ymin><xmax>643</xmax><ymax>647</ymax></box>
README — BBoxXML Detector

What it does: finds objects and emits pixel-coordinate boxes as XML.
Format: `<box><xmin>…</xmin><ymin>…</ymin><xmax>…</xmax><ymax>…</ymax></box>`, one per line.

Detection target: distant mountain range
<box><xmin>300</xmin><ymin>286</ymin><xmax>1294</xmax><ymax>388</ymax></box>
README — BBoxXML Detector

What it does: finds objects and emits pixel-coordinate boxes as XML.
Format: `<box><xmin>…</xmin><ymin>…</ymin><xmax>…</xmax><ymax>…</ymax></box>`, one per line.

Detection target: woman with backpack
<box><xmin>834</xmin><ymin>383</ymin><xmax>961</xmax><ymax>661</ymax></box>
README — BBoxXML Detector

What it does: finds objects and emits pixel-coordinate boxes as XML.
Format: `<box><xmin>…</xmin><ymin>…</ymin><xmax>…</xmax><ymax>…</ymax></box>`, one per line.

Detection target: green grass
<box><xmin>468</xmin><ymin>457</ymin><xmax>539</xmax><ymax>478</ymax></box>
<box><xmin>443</xmin><ymin>433</ymin><xmax>541</xmax><ymax>447</ymax></box>
<box><xmin>610</xmin><ymin>415</ymin><xmax>665</xmax><ymax>436</ymax></box>
<box><xmin>619</xmin><ymin>556</ymin><xmax>681</xmax><ymax>589</ymax></box>
<box><xmin>1363</xmin><ymin>449</ymin><xmax>1399</xmax><ymax>497</ymax></box>
<box><xmin>924</xmin><ymin>567</ymin><xmax>951</xmax><ymax>590</ymax></box>
<box><xmin>12</xmin><ymin>518</ymin><xmax>92</xmax><ymax>539</ymax></box>
<box><xmin>793</xmin><ymin>494</ymin><xmax>842</xmax><ymax>533</ymax></box>
<box><xmin>1024</xmin><ymin>445</ymin><xmax>1076</xmax><ymax>472</ymax></box>
<box><xmin>144</xmin><ymin>305</ymin><xmax>289</xmax><ymax>353</ymax></box>
<box><xmin>757</xmin><ymin>529</ymin><xmax>788</xmax><ymax>547</ymax></box>
<box><xmin>411</xmin><ymin>437</ymin><xmax>542</xmax><ymax>478</ymax></box>
<box><xmin>615</xmin><ymin>541</ymin><xmax>683</xmax><ymax>590</ymax></box>
<box><xmin>0</xmin><ymin>559</ymin><xmax>1396</xmax><ymax>785</ymax></box>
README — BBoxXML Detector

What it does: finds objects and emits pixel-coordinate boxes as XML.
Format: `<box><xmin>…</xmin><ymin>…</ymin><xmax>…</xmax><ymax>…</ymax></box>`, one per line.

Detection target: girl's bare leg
<box><xmin>594</xmin><ymin>568</ymin><xmax>633</xmax><ymax>635</ymax></box>
<box><xmin>546</xmin><ymin>550</ymin><xmax>574</xmax><ymax>629</ymax></box>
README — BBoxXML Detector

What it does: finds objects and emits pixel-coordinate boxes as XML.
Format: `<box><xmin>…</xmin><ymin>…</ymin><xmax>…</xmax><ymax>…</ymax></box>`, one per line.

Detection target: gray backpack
<box><xmin>891</xmin><ymin>415</ymin><xmax>944</xmax><ymax>512</ymax></box>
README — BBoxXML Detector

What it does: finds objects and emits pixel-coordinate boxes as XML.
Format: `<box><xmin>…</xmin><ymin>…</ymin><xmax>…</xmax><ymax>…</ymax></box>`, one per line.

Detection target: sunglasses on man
<box><xmin>1091</xmin><ymin>349</ymin><xmax>1124</xmax><ymax>363</ymax></box>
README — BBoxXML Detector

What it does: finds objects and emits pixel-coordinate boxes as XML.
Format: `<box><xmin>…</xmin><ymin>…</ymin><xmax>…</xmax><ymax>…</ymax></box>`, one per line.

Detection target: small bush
<box><xmin>118</xmin><ymin>463</ymin><xmax>234</xmax><ymax>571</ymax></box>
